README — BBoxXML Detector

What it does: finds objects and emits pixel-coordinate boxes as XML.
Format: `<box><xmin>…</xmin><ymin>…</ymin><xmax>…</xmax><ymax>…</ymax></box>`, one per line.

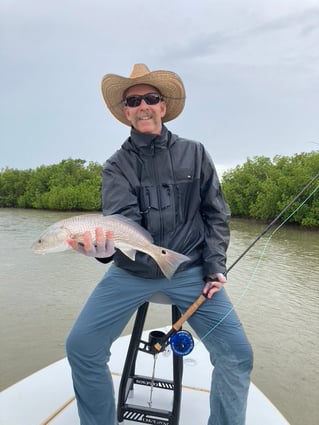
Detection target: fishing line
<box><xmin>151</xmin><ymin>176</ymin><xmax>318</xmax><ymax>355</ymax></box>
<box><xmin>198</xmin><ymin>182</ymin><xmax>319</xmax><ymax>346</ymax></box>
<box><xmin>226</xmin><ymin>172</ymin><xmax>319</xmax><ymax>273</ymax></box>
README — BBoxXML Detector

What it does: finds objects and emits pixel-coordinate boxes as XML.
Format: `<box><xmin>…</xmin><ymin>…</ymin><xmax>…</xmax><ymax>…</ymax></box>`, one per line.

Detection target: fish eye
<box><xmin>38</xmin><ymin>239</ymin><xmax>43</xmax><ymax>244</ymax></box>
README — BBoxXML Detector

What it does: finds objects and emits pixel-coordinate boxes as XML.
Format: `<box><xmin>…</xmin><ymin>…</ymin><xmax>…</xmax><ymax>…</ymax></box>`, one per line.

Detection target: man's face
<box><xmin>122</xmin><ymin>84</ymin><xmax>166</xmax><ymax>135</ymax></box>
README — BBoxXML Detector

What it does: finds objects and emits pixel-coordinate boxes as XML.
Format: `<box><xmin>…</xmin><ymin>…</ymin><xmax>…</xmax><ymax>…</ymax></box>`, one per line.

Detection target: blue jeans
<box><xmin>66</xmin><ymin>265</ymin><xmax>253</xmax><ymax>425</ymax></box>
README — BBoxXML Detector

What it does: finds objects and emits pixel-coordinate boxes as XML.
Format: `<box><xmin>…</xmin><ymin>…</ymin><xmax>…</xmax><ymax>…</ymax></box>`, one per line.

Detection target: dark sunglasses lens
<box><xmin>125</xmin><ymin>94</ymin><xmax>161</xmax><ymax>107</ymax></box>
<box><xmin>125</xmin><ymin>96</ymin><xmax>141</xmax><ymax>107</ymax></box>
<box><xmin>144</xmin><ymin>94</ymin><xmax>161</xmax><ymax>105</ymax></box>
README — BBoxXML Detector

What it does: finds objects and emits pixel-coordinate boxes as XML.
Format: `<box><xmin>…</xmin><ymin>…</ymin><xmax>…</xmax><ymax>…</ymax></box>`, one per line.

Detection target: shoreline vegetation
<box><xmin>0</xmin><ymin>152</ymin><xmax>318</xmax><ymax>228</ymax></box>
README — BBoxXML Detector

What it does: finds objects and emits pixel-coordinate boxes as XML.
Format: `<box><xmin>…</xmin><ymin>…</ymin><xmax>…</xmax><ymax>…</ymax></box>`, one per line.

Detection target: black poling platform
<box><xmin>117</xmin><ymin>302</ymin><xmax>183</xmax><ymax>425</ymax></box>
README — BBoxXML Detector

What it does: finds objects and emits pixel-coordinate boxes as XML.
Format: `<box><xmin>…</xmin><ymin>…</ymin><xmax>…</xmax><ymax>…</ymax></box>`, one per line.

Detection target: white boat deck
<box><xmin>0</xmin><ymin>329</ymin><xmax>290</xmax><ymax>425</ymax></box>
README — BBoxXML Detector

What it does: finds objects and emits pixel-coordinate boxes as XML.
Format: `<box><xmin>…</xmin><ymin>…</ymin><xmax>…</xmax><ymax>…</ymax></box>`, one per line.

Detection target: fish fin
<box><xmin>120</xmin><ymin>248</ymin><xmax>137</xmax><ymax>261</ymax></box>
<box><xmin>151</xmin><ymin>248</ymin><xmax>190</xmax><ymax>280</ymax></box>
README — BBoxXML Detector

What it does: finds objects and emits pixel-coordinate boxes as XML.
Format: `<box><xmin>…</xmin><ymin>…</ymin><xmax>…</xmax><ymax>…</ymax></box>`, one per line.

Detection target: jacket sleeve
<box><xmin>199</xmin><ymin>145</ymin><xmax>231</xmax><ymax>276</ymax></box>
<box><xmin>101</xmin><ymin>155</ymin><xmax>142</xmax><ymax>223</ymax></box>
<box><xmin>95</xmin><ymin>156</ymin><xmax>141</xmax><ymax>265</ymax></box>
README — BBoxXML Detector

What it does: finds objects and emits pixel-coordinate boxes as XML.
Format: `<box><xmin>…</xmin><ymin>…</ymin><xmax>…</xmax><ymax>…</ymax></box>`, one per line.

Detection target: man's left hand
<box><xmin>202</xmin><ymin>273</ymin><xmax>227</xmax><ymax>299</ymax></box>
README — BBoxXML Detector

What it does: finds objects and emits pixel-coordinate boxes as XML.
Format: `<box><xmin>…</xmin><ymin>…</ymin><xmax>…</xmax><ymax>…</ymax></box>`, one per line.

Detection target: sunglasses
<box><xmin>123</xmin><ymin>93</ymin><xmax>163</xmax><ymax>108</ymax></box>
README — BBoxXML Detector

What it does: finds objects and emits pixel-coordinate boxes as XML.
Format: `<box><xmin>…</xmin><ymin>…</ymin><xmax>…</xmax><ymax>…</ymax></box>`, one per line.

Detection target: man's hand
<box><xmin>202</xmin><ymin>273</ymin><xmax>227</xmax><ymax>299</ymax></box>
<box><xmin>67</xmin><ymin>228</ymin><xmax>116</xmax><ymax>258</ymax></box>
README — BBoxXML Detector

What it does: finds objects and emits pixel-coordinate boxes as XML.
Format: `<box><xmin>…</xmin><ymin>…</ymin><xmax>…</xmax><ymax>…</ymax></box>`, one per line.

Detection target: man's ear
<box><xmin>123</xmin><ymin>106</ymin><xmax>131</xmax><ymax>121</ymax></box>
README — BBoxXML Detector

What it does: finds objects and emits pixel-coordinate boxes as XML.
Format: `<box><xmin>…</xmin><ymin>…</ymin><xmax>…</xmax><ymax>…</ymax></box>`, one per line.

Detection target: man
<box><xmin>66</xmin><ymin>64</ymin><xmax>253</xmax><ymax>425</ymax></box>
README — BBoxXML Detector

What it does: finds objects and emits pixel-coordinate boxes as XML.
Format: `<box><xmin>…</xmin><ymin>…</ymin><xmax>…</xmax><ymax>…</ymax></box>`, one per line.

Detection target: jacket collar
<box><xmin>125</xmin><ymin>125</ymin><xmax>171</xmax><ymax>155</ymax></box>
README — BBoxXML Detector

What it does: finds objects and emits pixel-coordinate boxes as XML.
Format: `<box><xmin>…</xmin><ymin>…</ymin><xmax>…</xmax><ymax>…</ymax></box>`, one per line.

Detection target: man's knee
<box><xmin>236</xmin><ymin>342</ymin><xmax>254</xmax><ymax>373</ymax></box>
<box><xmin>65</xmin><ymin>328</ymin><xmax>82</xmax><ymax>361</ymax></box>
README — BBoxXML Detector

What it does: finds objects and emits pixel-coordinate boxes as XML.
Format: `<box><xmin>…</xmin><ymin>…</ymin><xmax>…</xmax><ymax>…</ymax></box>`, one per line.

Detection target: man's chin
<box><xmin>134</xmin><ymin>121</ymin><xmax>158</xmax><ymax>134</ymax></box>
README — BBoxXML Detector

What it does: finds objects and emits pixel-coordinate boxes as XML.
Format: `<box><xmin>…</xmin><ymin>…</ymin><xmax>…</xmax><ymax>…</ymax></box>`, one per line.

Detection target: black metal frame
<box><xmin>117</xmin><ymin>302</ymin><xmax>183</xmax><ymax>425</ymax></box>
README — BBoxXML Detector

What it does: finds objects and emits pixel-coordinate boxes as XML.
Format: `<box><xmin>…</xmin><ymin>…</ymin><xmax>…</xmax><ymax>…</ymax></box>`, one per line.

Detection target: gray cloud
<box><xmin>1</xmin><ymin>0</ymin><xmax>318</xmax><ymax>172</ymax></box>
<box><xmin>252</xmin><ymin>7</ymin><xmax>319</xmax><ymax>34</ymax></box>
<box><xmin>158</xmin><ymin>6</ymin><xmax>319</xmax><ymax>67</ymax></box>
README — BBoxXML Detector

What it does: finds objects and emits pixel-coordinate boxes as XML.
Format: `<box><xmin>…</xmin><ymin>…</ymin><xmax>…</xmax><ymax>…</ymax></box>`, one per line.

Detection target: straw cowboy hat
<box><xmin>101</xmin><ymin>64</ymin><xmax>186</xmax><ymax>126</ymax></box>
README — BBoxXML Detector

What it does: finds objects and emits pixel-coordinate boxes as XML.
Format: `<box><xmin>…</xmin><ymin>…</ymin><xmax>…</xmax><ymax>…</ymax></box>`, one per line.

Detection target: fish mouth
<box><xmin>31</xmin><ymin>244</ymin><xmax>45</xmax><ymax>254</ymax></box>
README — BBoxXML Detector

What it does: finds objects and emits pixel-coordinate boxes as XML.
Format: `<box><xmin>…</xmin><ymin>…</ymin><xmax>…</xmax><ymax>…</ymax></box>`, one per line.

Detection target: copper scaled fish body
<box><xmin>32</xmin><ymin>214</ymin><xmax>189</xmax><ymax>279</ymax></box>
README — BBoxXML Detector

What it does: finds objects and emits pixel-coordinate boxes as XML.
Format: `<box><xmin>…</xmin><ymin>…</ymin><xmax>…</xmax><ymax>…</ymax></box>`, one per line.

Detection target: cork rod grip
<box><xmin>172</xmin><ymin>294</ymin><xmax>207</xmax><ymax>331</ymax></box>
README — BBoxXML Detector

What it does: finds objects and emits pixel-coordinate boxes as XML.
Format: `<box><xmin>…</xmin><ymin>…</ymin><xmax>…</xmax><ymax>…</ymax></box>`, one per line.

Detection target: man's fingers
<box><xmin>95</xmin><ymin>227</ymin><xmax>105</xmax><ymax>245</ymax></box>
<box><xmin>203</xmin><ymin>280</ymin><xmax>224</xmax><ymax>299</ymax></box>
<box><xmin>67</xmin><ymin>239</ymin><xmax>78</xmax><ymax>250</ymax></box>
<box><xmin>105</xmin><ymin>230</ymin><xmax>114</xmax><ymax>240</ymax></box>
<box><xmin>83</xmin><ymin>231</ymin><xmax>94</xmax><ymax>251</ymax></box>
<box><xmin>95</xmin><ymin>228</ymin><xmax>106</xmax><ymax>254</ymax></box>
<box><xmin>104</xmin><ymin>230</ymin><xmax>116</xmax><ymax>257</ymax></box>
<box><xmin>67</xmin><ymin>228</ymin><xmax>115</xmax><ymax>258</ymax></box>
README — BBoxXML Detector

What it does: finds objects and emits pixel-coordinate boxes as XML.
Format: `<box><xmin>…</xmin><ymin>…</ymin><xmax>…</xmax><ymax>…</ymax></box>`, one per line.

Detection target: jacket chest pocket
<box><xmin>139</xmin><ymin>185</ymin><xmax>175</xmax><ymax>234</ymax></box>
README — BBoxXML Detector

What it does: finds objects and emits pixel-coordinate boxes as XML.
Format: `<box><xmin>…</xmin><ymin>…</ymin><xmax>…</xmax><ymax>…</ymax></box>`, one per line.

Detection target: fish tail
<box><xmin>151</xmin><ymin>248</ymin><xmax>190</xmax><ymax>279</ymax></box>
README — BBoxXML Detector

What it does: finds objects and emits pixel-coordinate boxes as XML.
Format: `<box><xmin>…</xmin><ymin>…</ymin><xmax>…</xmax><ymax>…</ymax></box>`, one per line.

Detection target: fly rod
<box><xmin>153</xmin><ymin>172</ymin><xmax>319</xmax><ymax>354</ymax></box>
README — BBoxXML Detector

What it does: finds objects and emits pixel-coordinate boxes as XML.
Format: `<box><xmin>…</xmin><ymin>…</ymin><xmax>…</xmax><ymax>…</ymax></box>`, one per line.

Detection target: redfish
<box><xmin>32</xmin><ymin>214</ymin><xmax>189</xmax><ymax>279</ymax></box>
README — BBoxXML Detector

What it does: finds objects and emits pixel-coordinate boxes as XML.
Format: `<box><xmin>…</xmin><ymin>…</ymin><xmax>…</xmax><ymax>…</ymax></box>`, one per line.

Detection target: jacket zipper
<box><xmin>151</xmin><ymin>142</ymin><xmax>164</xmax><ymax>278</ymax></box>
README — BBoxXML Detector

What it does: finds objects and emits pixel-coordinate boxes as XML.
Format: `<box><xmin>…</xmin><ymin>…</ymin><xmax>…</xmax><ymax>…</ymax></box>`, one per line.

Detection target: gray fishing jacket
<box><xmin>101</xmin><ymin>125</ymin><xmax>230</xmax><ymax>279</ymax></box>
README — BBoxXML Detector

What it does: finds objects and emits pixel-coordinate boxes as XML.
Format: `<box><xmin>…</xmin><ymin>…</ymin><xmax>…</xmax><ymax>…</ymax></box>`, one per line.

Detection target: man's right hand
<box><xmin>202</xmin><ymin>273</ymin><xmax>227</xmax><ymax>299</ymax></box>
<box><xmin>67</xmin><ymin>228</ymin><xmax>116</xmax><ymax>258</ymax></box>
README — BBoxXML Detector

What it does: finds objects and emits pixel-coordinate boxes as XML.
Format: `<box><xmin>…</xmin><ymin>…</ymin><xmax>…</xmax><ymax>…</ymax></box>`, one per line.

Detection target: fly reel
<box><xmin>169</xmin><ymin>330</ymin><xmax>194</xmax><ymax>356</ymax></box>
<box><xmin>148</xmin><ymin>329</ymin><xmax>194</xmax><ymax>356</ymax></box>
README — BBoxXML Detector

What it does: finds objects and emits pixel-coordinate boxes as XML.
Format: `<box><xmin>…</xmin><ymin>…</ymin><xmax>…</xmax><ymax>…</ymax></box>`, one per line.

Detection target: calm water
<box><xmin>0</xmin><ymin>209</ymin><xmax>318</xmax><ymax>425</ymax></box>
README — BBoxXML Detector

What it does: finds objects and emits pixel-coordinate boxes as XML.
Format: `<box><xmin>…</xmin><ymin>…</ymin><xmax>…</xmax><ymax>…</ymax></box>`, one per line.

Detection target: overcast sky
<box><xmin>1</xmin><ymin>0</ymin><xmax>319</xmax><ymax>176</ymax></box>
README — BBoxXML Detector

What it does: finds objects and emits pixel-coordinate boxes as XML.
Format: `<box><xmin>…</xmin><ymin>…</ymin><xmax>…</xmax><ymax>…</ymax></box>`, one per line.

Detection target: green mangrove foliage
<box><xmin>221</xmin><ymin>152</ymin><xmax>318</xmax><ymax>227</ymax></box>
<box><xmin>0</xmin><ymin>159</ymin><xmax>102</xmax><ymax>211</ymax></box>
<box><xmin>0</xmin><ymin>152</ymin><xmax>318</xmax><ymax>226</ymax></box>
